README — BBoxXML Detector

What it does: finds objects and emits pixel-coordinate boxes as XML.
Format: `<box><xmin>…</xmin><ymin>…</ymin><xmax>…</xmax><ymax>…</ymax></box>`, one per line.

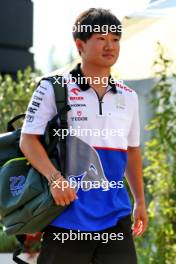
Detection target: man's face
<box><xmin>76</xmin><ymin>32</ymin><xmax>120</xmax><ymax>68</ymax></box>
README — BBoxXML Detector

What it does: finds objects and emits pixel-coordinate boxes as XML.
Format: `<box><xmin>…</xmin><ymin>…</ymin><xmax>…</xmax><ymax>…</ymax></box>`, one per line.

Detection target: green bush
<box><xmin>0</xmin><ymin>67</ymin><xmax>36</xmax><ymax>133</ymax></box>
<box><xmin>0</xmin><ymin>223</ymin><xmax>18</xmax><ymax>252</ymax></box>
<box><xmin>135</xmin><ymin>42</ymin><xmax>176</xmax><ymax>264</ymax></box>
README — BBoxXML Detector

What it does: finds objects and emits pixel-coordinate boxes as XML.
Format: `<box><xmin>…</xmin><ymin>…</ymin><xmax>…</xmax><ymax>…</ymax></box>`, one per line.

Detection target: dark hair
<box><xmin>72</xmin><ymin>8</ymin><xmax>122</xmax><ymax>41</ymax></box>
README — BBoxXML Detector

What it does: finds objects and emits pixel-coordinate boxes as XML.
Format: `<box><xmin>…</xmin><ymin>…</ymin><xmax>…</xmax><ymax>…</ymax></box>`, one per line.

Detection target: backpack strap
<box><xmin>42</xmin><ymin>75</ymin><xmax>70</xmax><ymax>121</ymax></box>
<box><xmin>13</xmin><ymin>235</ymin><xmax>28</xmax><ymax>264</ymax></box>
<box><xmin>41</xmin><ymin>75</ymin><xmax>71</xmax><ymax>176</ymax></box>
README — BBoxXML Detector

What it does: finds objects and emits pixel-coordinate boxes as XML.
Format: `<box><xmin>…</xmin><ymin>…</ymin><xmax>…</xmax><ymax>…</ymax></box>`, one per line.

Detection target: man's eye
<box><xmin>97</xmin><ymin>37</ymin><xmax>105</xmax><ymax>40</ymax></box>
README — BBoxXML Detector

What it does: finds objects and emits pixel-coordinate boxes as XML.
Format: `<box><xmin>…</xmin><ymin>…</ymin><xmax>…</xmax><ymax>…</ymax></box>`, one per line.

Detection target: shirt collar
<box><xmin>69</xmin><ymin>63</ymin><xmax>117</xmax><ymax>93</ymax></box>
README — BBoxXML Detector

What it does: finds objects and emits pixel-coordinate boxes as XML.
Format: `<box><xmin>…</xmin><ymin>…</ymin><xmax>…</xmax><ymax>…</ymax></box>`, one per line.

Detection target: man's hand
<box><xmin>50</xmin><ymin>176</ymin><xmax>78</xmax><ymax>207</ymax></box>
<box><xmin>132</xmin><ymin>202</ymin><xmax>148</xmax><ymax>237</ymax></box>
<box><xmin>20</xmin><ymin>133</ymin><xmax>78</xmax><ymax>207</ymax></box>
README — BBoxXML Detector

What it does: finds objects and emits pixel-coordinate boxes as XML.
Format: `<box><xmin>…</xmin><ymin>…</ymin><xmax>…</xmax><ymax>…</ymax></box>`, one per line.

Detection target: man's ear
<box><xmin>75</xmin><ymin>39</ymin><xmax>85</xmax><ymax>55</ymax></box>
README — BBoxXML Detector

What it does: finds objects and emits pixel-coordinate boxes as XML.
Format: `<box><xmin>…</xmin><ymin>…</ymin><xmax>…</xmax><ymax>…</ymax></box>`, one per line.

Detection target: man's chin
<box><xmin>101</xmin><ymin>58</ymin><xmax>117</xmax><ymax>68</ymax></box>
<box><xmin>100</xmin><ymin>61</ymin><xmax>116</xmax><ymax>68</ymax></box>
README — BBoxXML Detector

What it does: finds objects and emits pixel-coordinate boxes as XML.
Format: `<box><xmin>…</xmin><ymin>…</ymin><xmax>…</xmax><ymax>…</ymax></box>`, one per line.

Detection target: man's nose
<box><xmin>104</xmin><ymin>40</ymin><xmax>113</xmax><ymax>49</ymax></box>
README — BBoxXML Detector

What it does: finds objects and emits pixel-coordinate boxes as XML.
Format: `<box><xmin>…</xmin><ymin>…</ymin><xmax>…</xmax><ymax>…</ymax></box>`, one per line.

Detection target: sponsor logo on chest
<box><xmin>69</xmin><ymin>87</ymin><xmax>84</xmax><ymax>101</ymax></box>
<box><xmin>71</xmin><ymin>110</ymin><xmax>88</xmax><ymax>121</ymax></box>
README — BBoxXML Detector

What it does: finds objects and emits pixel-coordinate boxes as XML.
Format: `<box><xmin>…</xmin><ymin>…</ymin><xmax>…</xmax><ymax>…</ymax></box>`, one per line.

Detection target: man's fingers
<box><xmin>63</xmin><ymin>198</ymin><xmax>71</xmax><ymax>205</ymax></box>
<box><xmin>69</xmin><ymin>193</ymin><xmax>78</xmax><ymax>202</ymax></box>
<box><xmin>65</xmin><ymin>189</ymin><xmax>78</xmax><ymax>203</ymax></box>
<box><xmin>55</xmin><ymin>190</ymin><xmax>78</xmax><ymax>206</ymax></box>
<box><xmin>57</xmin><ymin>195</ymin><xmax>72</xmax><ymax>206</ymax></box>
<box><xmin>56</xmin><ymin>199</ymin><xmax>66</xmax><ymax>207</ymax></box>
<box><xmin>141</xmin><ymin>218</ymin><xmax>148</xmax><ymax>233</ymax></box>
<box><xmin>132</xmin><ymin>219</ymin><xmax>143</xmax><ymax>236</ymax></box>
<box><xmin>132</xmin><ymin>218</ymin><xmax>141</xmax><ymax>230</ymax></box>
<box><xmin>66</xmin><ymin>187</ymin><xmax>78</xmax><ymax>201</ymax></box>
<box><xmin>132</xmin><ymin>219</ymin><xmax>148</xmax><ymax>236</ymax></box>
<box><xmin>136</xmin><ymin>221</ymin><xmax>143</xmax><ymax>236</ymax></box>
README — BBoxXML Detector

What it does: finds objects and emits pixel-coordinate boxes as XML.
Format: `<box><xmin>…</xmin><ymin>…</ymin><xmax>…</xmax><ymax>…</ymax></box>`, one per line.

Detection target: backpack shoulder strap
<box><xmin>41</xmin><ymin>75</ymin><xmax>70</xmax><ymax>123</ymax></box>
<box><xmin>39</xmin><ymin>75</ymin><xmax>70</xmax><ymax>176</ymax></box>
<box><xmin>13</xmin><ymin>235</ymin><xmax>29</xmax><ymax>264</ymax></box>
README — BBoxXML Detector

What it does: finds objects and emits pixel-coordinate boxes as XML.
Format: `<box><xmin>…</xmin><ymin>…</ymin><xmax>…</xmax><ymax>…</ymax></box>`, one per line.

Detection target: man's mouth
<box><xmin>102</xmin><ymin>54</ymin><xmax>114</xmax><ymax>58</ymax></box>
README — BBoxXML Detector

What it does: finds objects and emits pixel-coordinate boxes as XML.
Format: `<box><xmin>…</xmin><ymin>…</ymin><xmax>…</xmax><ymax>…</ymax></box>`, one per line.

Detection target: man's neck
<box><xmin>80</xmin><ymin>62</ymin><xmax>111</xmax><ymax>97</ymax></box>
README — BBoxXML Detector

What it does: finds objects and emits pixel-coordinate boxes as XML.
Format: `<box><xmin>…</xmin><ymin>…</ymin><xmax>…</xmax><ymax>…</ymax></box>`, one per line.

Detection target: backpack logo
<box><xmin>9</xmin><ymin>176</ymin><xmax>26</xmax><ymax>197</ymax></box>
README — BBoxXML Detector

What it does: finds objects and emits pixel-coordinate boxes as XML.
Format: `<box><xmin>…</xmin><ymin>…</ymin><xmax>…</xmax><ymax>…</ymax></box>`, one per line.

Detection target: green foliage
<box><xmin>0</xmin><ymin>223</ymin><xmax>18</xmax><ymax>252</ymax></box>
<box><xmin>136</xmin><ymin>42</ymin><xmax>176</xmax><ymax>263</ymax></box>
<box><xmin>0</xmin><ymin>67</ymin><xmax>36</xmax><ymax>133</ymax></box>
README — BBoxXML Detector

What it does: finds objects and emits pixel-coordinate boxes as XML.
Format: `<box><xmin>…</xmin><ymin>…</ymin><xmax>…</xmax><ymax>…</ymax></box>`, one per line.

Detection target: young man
<box><xmin>20</xmin><ymin>8</ymin><xmax>148</xmax><ymax>264</ymax></box>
